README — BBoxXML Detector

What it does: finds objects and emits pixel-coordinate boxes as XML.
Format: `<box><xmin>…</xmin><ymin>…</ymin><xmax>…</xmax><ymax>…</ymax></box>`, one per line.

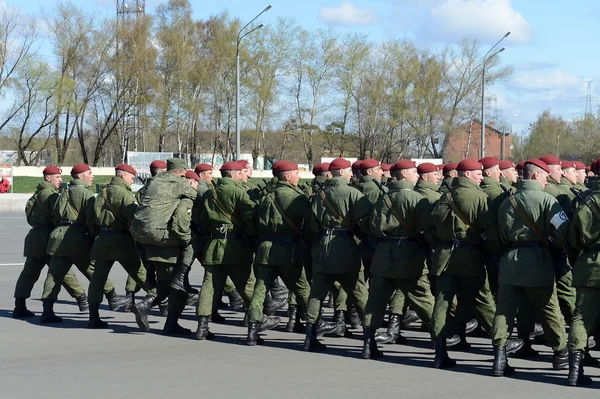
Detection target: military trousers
<box><xmin>42</xmin><ymin>255</ymin><xmax>115</xmax><ymax>301</ymax></box>
<box><xmin>364</xmin><ymin>274</ymin><xmax>434</xmax><ymax>331</ymax></box>
<box><xmin>125</xmin><ymin>275</ymin><xmax>139</xmax><ymax>294</ymax></box>
<box><xmin>556</xmin><ymin>271</ymin><xmax>576</xmax><ymax>324</ymax></box>
<box><xmin>197</xmin><ymin>264</ymin><xmax>254</xmax><ymax>317</ymax></box>
<box><xmin>306</xmin><ymin>269</ymin><xmax>368</xmax><ymax>325</ymax></box>
<box><xmin>431</xmin><ymin>271</ymin><xmax>495</xmax><ymax>339</ymax></box>
<box><xmin>247</xmin><ymin>264</ymin><xmax>310</xmax><ymax>323</ymax></box>
<box><xmin>14</xmin><ymin>256</ymin><xmax>84</xmax><ymax>299</ymax></box>
<box><xmin>89</xmin><ymin>260</ymin><xmax>155</xmax><ymax>305</ymax></box>
<box><xmin>569</xmin><ymin>286</ymin><xmax>600</xmax><ymax>351</ymax></box>
<box><xmin>492</xmin><ymin>284</ymin><xmax>566</xmax><ymax>351</ymax></box>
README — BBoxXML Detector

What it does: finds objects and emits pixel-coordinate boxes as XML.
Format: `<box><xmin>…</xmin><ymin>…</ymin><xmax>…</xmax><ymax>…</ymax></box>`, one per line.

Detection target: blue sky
<box><xmin>5</xmin><ymin>0</ymin><xmax>600</xmax><ymax>135</ymax></box>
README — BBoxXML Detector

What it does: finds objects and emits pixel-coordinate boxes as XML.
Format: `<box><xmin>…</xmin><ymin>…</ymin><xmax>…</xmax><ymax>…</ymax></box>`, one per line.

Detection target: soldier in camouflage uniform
<box><xmin>573</xmin><ymin>161</ymin><xmax>588</xmax><ymax>192</ymax></box>
<box><xmin>194</xmin><ymin>161</ymin><xmax>259</xmax><ymax>340</ymax></box>
<box><xmin>87</xmin><ymin>164</ymin><xmax>157</xmax><ymax>329</ymax></box>
<box><xmin>303</xmin><ymin>158</ymin><xmax>371</xmax><ymax>352</ymax></box>
<box><xmin>40</xmin><ymin>164</ymin><xmax>128</xmax><ymax>324</ymax></box>
<box><xmin>499</xmin><ymin>160</ymin><xmax>518</xmax><ymax>194</ymax></box>
<box><xmin>491</xmin><ymin>159</ymin><xmax>570</xmax><ymax>377</ymax></box>
<box><xmin>13</xmin><ymin>166</ymin><xmax>88</xmax><ymax>318</ymax></box>
<box><xmin>381</xmin><ymin>163</ymin><xmax>391</xmax><ymax>184</ymax></box>
<box><xmin>439</xmin><ymin>162</ymin><xmax>458</xmax><ymax>194</ymax></box>
<box><xmin>362</xmin><ymin>160</ymin><xmax>436</xmax><ymax>359</ymax></box>
<box><xmin>130</xmin><ymin>158</ymin><xmax>198</xmax><ymax>335</ymax></box>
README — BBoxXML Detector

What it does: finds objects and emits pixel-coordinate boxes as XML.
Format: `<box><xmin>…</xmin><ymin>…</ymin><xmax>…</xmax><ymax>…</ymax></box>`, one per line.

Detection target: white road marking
<box><xmin>0</xmin><ymin>263</ymin><xmax>25</xmax><ymax>266</ymax></box>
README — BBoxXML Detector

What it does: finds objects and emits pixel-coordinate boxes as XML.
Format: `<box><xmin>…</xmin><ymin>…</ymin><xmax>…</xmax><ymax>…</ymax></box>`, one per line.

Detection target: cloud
<box><xmin>419</xmin><ymin>0</ymin><xmax>531</xmax><ymax>44</ymax></box>
<box><xmin>508</xmin><ymin>70</ymin><xmax>584</xmax><ymax>91</ymax></box>
<box><xmin>319</xmin><ymin>2</ymin><xmax>377</xmax><ymax>26</ymax></box>
<box><xmin>513</xmin><ymin>61</ymin><xmax>559</xmax><ymax>72</ymax></box>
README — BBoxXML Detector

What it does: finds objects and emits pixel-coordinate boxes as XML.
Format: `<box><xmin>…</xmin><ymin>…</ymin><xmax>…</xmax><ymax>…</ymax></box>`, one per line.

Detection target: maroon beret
<box><xmin>417</xmin><ymin>162</ymin><xmax>438</xmax><ymax>174</ymax></box>
<box><xmin>276</xmin><ymin>161</ymin><xmax>298</xmax><ymax>173</ymax></box>
<box><xmin>329</xmin><ymin>158</ymin><xmax>352</xmax><ymax>171</ymax></box>
<box><xmin>574</xmin><ymin>161</ymin><xmax>586</xmax><ymax>170</ymax></box>
<box><xmin>539</xmin><ymin>155</ymin><xmax>561</xmax><ymax>166</ymax></box>
<box><xmin>525</xmin><ymin>158</ymin><xmax>549</xmax><ymax>173</ymax></box>
<box><xmin>71</xmin><ymin>163</ymin><xmax>91</xmax><ymax>175</ymax></box>
<box><xmin>499</xmin><ymin>160</ymin><xmax>515</xmax><ymax>170</ymax></box>
<box><xmin>437</xmin><ymin>164</ymin><xmax>445</xmax><ymax>171</ymax></box>
<box><xmin>456</xmin><ymin>159</ymin><xmax>482</xmax><ymax>171</ymax></box>
<box><xmin>43</xmin><ymin>166</ymin><xmax>62</xmax><ymax>176</ymax></box>
<box><xmin>561</xmin><ymin>160</ymin><xmax>576</xmax><ymax>169</ymax></box>
<box><xmin>221</xmin><ymin>161</ymin><xmax>243</xmax><ymax>171</ymax></box>
<box><xmin>479</xmin><ymin>156</ymin><xmax>499</xmax><ymax>170</ymax></box>
<box><xmin>360</xmin><ymin>159</ymin><xmax>380</xmax><ymax>170</ymax></box>
<box><xmin>586</xmin><ymin>166</ymin><xmax>592</xmax><ymax>173</ymax></box>
<box><xmin>237</xmin><ymin>159</ymin><xmax>251</xmax><ymax>168</ymax></box>
<box><xmin>184</xmin><ymin>171</ymin><xmax>200</xmax><ymax>181</ymax></box>
<box><xmin>312</xmin><ymin>163</ymin><xmax>330</xmax><ymax>175</ymax></box>
<box><xmin>351</xmin><ymin>160</ymin><xmax>362</xmax><ymax>171</ymax></box>
<box><xmin>516</xmin><ymin>161</ymin><xmax>525</xmax><ymax>171</ymax></box>
<box><xmin>194</xmin><ymin>163</ymin><xmax>213</xmax><ymax>173</ymax></box>
<box><xmin>443</xmin><ymin>162</ymin><xmax>459</xmax><ymax>175</ymax></box>
<box><xmin>381</xmin><ymin>163</ymin><xmax>391</xmax><ymax>172</ymax></box>
<box><xmin>150</xmin><ymin>160</ymin><xmax>167</xmax><ymax>169</ymax></box>
<box><xmin>392</xmin><ymin>159</ymin><xmax>417</xmax><ymax>171</ymax></box>
<box><xmin>116</xmin><ymin>163</ymin><xmax>136</xmax><ymax>176</ymax></box>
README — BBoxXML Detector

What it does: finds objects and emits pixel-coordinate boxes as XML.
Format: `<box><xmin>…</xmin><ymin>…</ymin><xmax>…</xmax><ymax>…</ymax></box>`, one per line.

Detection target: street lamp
<box><xmin>481</xmin><ymin>31</ymin><xmax>510</xmax><ymax>158</ymax></box>
<box><xmin>235</xmin><ymin>5</ymin><xmax>272</xmax><ymax>160</ymax></box>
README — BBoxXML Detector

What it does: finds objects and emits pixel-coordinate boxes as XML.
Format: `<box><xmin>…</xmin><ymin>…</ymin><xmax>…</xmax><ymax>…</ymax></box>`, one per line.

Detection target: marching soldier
<box><xmin>414</xmin><ymin>163</ymin><xmax>442</xmax><ymax>203</ymax></box>
<box><xmin>13</xmin><ymin>166</ymin><xmax>88</xmax><ymax>318</ymax></box>
<box><xmin>439</xmin><ymin>162</ymin><xmax>458</xmax><ymax>194</ymax></box>
<box><xmin>491</xmin><ymin>159</ymin><xmax>570</xmax><ymax>377</ymax></box>
<box><xmin>499</xmin><ymin>160</ymin><xmax>518</xmax><ymax>194</ymax></box>
<box><xmin>573</xmin><ymin>161</ymin><xmax>588</xmax><ymax>192</ymax></box>
<box><xmin>381</xmin><ymin>163</ymin><xmax>391</xmax><ymax>183</ymax></box>
<box><xmin>304</xmin><ymin>163</ymin><xmax>330</xmax><ymax>198</ymax></box>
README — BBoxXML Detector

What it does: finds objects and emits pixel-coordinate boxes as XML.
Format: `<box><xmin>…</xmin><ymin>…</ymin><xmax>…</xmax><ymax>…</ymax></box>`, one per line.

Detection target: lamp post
<box><xmin>235</xmin><ymin>5</ymin><xmax>272</xmax><ymax>160</ymax></box>
<box><xmin>481</xmin><ymin>31</ymin><xmax>510</xmax><ymax>158</ymax></box>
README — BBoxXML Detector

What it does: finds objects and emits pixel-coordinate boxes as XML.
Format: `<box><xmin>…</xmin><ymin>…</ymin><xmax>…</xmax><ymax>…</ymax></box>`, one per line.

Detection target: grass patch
<box><xmin>12</xmin><ymin>175</ymin><xmax>113</xmax><ymax>193</ymax></box>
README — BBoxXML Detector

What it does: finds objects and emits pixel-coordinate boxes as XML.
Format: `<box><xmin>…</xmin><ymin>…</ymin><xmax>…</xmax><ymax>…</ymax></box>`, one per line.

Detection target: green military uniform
<box><xmin>545</xmin><ymin>177</ymin><xmax>576</xmax><ymax>323</ymax></box>
<box><xmin>500</xmin><ymin>176</ymin><xmax>516</xmax><ymax>194</ymax></box>
<box><xmin>364</xmin><ymin>180</ymin><xmax>435</xmax><ymax>333</ymax></box>
<box><xmin>247</xmin><ymin>181</ymin><xmax>312</xmax><ymax>326</ymax></box>
<box><xmin>87</xmin><ymin>176</ymin><xmax>155</xmax><ymax>326</ymax></box>
<box><xmin>491</xmin><ymin>179</ymin><xmax>568</xmax><ymax>356</ymax></box>
<box><xmin>438</xmin><ymin>177</ymin><xmax>454</xmax><ymax>194</ymax></box>
<box><xmin>430</xmin><ymin>177</ymin><xmax>498</xmax><ymax>340</ymax></box>
<box><xmin>14</xmin><ymin>181</ymin><xmax>85</xmax><ymax>315</ymax></box>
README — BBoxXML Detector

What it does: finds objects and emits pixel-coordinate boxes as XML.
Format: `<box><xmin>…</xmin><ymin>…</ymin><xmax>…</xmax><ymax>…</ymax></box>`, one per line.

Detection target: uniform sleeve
<box><xmin>172</xmin><ymin>198</ymin><xmax>193</xmax><ymax>244</ymax></box>
<box><xmin>85</xmin><ymin>195</ymin><xmax>99</xmax><ymax>238</ymax></box>
<box><xmin>236</xmin><ymin>190</ymin><xmax>258</xmax><ymax>237</ymax></box>
<box><xmin>478</xmin><ymin>195</ymin><xmax>500</xmax><ymax>251</ymax></box>
<box><xmin>415</xmin><ymin>197</ymin><xmax>433</xmax><ymax>246</ymax></box>
<box><xmin>545</xmin><ymin>197</ymin><xmax>570</xmax><ymax>248</ymax></box>
<box><xmin>568</xmin><ymin>206</ymin><xmax>587</xmax><ymax>251</ymax></box>
<box><xmin>121</xmin><ymin>192</ymin><xmax>138</xmax><ymax>225</ymax></box>
<box><xmin>352</xmin><ymin>191</ymin><xmax>372</xmax><ymax>234</ymax></box>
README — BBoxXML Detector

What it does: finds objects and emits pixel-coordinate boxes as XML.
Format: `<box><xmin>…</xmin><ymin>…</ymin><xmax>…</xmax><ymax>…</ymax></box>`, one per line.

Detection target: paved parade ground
<box><xmin>0</xmin><ymin>211</ymin><xmax>599</xmax><ymax>398</ymax></box>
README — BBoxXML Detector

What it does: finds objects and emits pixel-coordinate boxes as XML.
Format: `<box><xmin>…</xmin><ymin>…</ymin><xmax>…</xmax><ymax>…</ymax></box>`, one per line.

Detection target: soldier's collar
<box><xmin>110</xmin><ymin>175</ymin><xmax>131</xmax><ymax>191</ymax></box>
<box><xmin>518</xmin><ymin>179</ymin><xmax>544</xmax><ymax>191</ymax></box>
<box><xmin>69</xmin><ymin>178</ymin><xmax>89</xmax><ymax>187</ymax></box>
<box><xmin>416</xmin><ymin>179</ymin><xmax>438</xmax><ymax>190</ymax></box>
<box><xmin>455</xmin><ymin>176</ymin><xmax>481</xmax><ymax>189</ymax></box>
<box><xmin>481</xmin><ymin>176</ymin><xmax>500</xmax><ymax>186</ymax></box>
<box><xmin>547</xmin><ymin>177</ymin><xmax>560</xmax><ymax>186</ymax></box>
<box><xmin>388</xmin><ymin>180</ymin><xmax>414</xmax><ymax>190</ymax></box>
<box><xmin>326</xmin><ymin>177</ymin><xmax>348</xmax><ymax>186</ymax></box>
<box><xmin>38</xmin><ymin>180</ymin><xmax>58</xmax><ymax>192</ymax></box>
<box><xmin>359</xmin><ymin>175</ymin><xmax>374</xmax><ymax>183</ymax></box>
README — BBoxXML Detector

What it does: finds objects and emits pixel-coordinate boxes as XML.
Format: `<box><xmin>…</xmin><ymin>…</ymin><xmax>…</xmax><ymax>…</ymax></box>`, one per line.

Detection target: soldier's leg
<box><xmin>388</xmin><ymin>289</ymin><xmax>406</xmax><ymax>317</ymax></box>
<box><xmin>527</xmin><ymin>286</ymin><xmax>567</xmax><ymax>352</ymax></box>
<box><xmin>569</xmin><ymin>287</ymin><xmax>600</xmax><ymax>352</ymax></box>
<box><xmin>14</xmin><ymin>257</ymin><xmax>48</xmax><ymax>299</ymax></box>
<box><xmin>247</xmin><ymin>264</ymin><xmax>278</xmax><ymax>323</ymax></box>
<box><xmin>339</xmin><ymin>268</ymin><xmax>369</xmax><ymax>320</ymax></box>
<box><xmin>88</xmin><ymin>260</ymin><xmax>114</xmax><ymax>305</ymax></box>
<box><xmin>363</xmin><ymin>275</ymin><xmax>396</xmax><ymax>330</ymax></box>
<box><xmin>431</xmin><ymin>273</ymin><xmax>460</xmax><ymax>339</ymax></box>
<box><xmin>125</xmin><ymin>275</ymin><xmax>140</xmax><ymax>294</ymax></box>
<box><xmin>333</xmin><ymin>282</ymin><xmax>348</xmax><ymax>312</ymax></box>
<box><xmin>470</xmin><ymin>273</ymin><xmax>496</xmax><ymax>333</ymax></box>
<box><xmin>40</xmin><ymin>256</ymin><xmax>74</xmax><ymax>323</ymax></box>
<box><xmin>280</xmin><ymin>266</ymin><xmax>311</xmax><ymax>310</ymax></box>
<box><xmin>61</xmin><ymin>268</ymin><xmax>85</xmax><ymax>299</ymax></box>
<box><xmin>491</xmin><ymin>284</ymin><xmax>522</xmax><ymax>347</ymax></box>
<box><xmin>75</xmin><ymin>257</ymin><xmax>125</xmax><ymax>310</ymax></box>
<box><xmin>398</xmin><ymin>275</ymin><xmax>435</xmax><ymax>330</ymax></box>
<box><xmin>197</xmin><ymin>266</ymin><xmax>227</xmax><ymax>317</ymax></box>
<box><xmin>556</xmin><ymin>271</ymin><xmax>576</xmax><ymax>325</ymax></box>
<box><xmin>121</xmin><ymin>260</ymin><xmax>157</xmax><ymax>298</ymax></box>
<box><xmin>306</xmin><ymin>273</ymin><xmax>337</xmax><ymax>324</ymax></box>
<box><xmin>226</xmin><ymin>263</ymin><xmax>254</xmax><ymax>307</ymax></box>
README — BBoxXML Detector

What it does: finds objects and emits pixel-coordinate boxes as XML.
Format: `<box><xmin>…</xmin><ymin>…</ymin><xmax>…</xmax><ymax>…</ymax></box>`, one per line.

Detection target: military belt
<box><xmin>32</xmin><ymin>225</ymin><xmax>53</xmax><ymax>230</ymax></box>
<box><xmin>59</xmin><ymin>221</ymin><xmax>81</xmax><ymax>227</ymax></box>
<box><xmin>511</xmin><ymin>242</ymin><xmax>542</xmax><ymax>249</ymax></box>
<box><xmin>258</xmin><ymin>235</ymin><xmax>298</xmax><ymax>244</ymax></box>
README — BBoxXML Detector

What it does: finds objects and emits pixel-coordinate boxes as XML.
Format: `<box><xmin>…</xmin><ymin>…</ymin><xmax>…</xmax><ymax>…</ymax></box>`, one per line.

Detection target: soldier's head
<box><xmin>149</xmin><ymin>160</ymin><xmax>167</xmax><ymax>177</ymax></box>
<box><xmin>238</xmin><ymin>160</ymin><xmax>253</xmax><ymax>179</ymax></box>
<box><xmin>499</xmin><ymin>160</ymin><xmax>518</xmax><ymax>183</ymax></box>
<box><xmin>561</xmin><ymin>161</ymin><xmax>578</xmax><ymax>185</ymax></box>
<box><xmin>516</xmin><ymin>161</ymin><xmax>525</xmax><ymax>179</ymax></box>
<box><xmin>330</xmin><ymin>158</ymin><xmax>353</xmax><ymax>183</ymax></box>
<box><xmin>443</xmin><ymin>162</ymin><xmax>459</xmax><ymax>179</ymax></box>
<box><xmin>523</xmin><ymin>159</ymin><xmax>549</xmax><ymax>187</ymax></box>
<box><xmin>43</xmin><ymin>166</ymin><xmax>62</xmax><ymax>189</ymax></box>
<box><xmin>480</xmin><ymin>157</ymin><xmax>500</xmax><ymax>183</ymax></box>
<box><xmin>392</xmin><ymin>160</ymin><xmax>419</xmax><ymax>184</ymax></box>
<box><xmin>185</xmin><ymin>170</ymin><xmax>200</xmax><ymax>189</ymax></box>
<box><xmin>115</xmin><ymin>164</ymin><xmax>137</xmax><ymax>185</ymax></box>
<box><xmin>360</xmin><ymin>159</ymin><xmax>383</xmax><ymax>181</ymax></box>
<box><xmin>352</xmin><ymin>160</ymin><xmax>362</xmax><ymax>180</ymax></box>
<box><xmin>167</xmin><ymin>158</ymin><xmax>188</xmax><ymax>177</ymax></box>
<box><xmin>220</xmin><ymin>161</ymin><xmax>244</xmax><ymax>181</ymax></box>
<box><xmin>575</xmin><ymin>162</ymin><xmax>587</xmax><ymax>184</ymax></box>
<box><xmin>312</xmin><ymin>163</ymin><xmax>332</xmax><ymax>179</ymax></box>
<box><xmin>417</xmin><ymin>163</ymin><xmax>440</xmax><ymax>185</ymax></box>
<box><xmin>457</xmin><ymin>159</ymin><xmax>483</xmax><ymax>185</ymax></box>
<box><xmin>71</xmin><ymin>164</ymin><xmax>93</xmax><ymax>187</ymax></box>
<box><xmin>539</xmin><ymin>155</ymin><xmax>562</xmax><ymax>183</ymax></box>
<box><xmin>194</xmin><ymin>164</ymin><xmax>214</xmax><ymax>184</ymax></box>
<box><xmin>277</xmin><ymin>161</ymin><xmax>300</xmax><ymax>187</ymax></box>
<box><xmin>381</xmin><ymin>164</ymin><xmax>391</xmax><ymax>178</ymax></box>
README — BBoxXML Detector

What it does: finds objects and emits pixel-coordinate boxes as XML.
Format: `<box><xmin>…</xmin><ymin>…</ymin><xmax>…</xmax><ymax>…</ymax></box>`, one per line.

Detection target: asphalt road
<box><xmin>0</xmin><ymin>211</ymin><xmax>598</xmax><ymax>398</ymax></box>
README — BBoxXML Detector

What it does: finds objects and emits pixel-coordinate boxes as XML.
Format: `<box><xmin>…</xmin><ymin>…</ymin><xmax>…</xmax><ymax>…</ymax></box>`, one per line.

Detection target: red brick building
<box><xmin>444</xmin><ymin>120</ymin><xmax>511</xmax><ymax>162</ymax></box>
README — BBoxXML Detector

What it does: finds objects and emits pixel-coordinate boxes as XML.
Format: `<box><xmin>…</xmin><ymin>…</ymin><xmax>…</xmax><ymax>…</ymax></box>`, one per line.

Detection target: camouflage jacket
<box><xmin>23</xmin><ymin>181</ymin><xmax>59</xmax><ymax>258</ymax></box>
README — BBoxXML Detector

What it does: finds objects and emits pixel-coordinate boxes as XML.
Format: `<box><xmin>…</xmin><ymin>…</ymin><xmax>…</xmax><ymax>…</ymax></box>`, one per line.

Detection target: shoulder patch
<box><xmin>550</xmin><ymin>210</ymin><xmax>569</xmax><ymax>229</ymax></box>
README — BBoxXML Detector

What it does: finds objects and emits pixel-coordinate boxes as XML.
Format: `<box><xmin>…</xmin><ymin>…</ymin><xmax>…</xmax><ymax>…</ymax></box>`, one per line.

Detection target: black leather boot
<box><xmin>76</xmin><ymin>293</ymin><xmax>89</xmax><ymax>312</ymax></box>
<box><xmin>316</xmin><ymin>318</ymin><xmax>337</xmax><ymax>336</ymax></box>
<box><xmin>131</xmin><ymin>295</ymin><xmax>155</xmax><ymax>332</ymax></box>
<box><xmin>492</xmin><ymin>345</ymin><xmax>515</xmax><ymax>377</ymax></box>
<box><xmin>163</xmin><ymin>292</ymin><xmax>191</xmax><ymax>336</ymax></box>
<box><xmin>12</xmin><ymin>297</ymin><xmax>35</xmax><ymax>319</ymax></box>
<box><xmin>258</xmin><ymin>315</ymin><xmax>280</xmax><ymax>331</ymax></box>
<box><xmin>106</xmin><ymin>288</ymin><xmax>130</xmax><ymax>311</ymax></box>
<box><xmin>158</xmin><ymin>297</ymin><xmax>168</xmax><ymax>317</ymax></box>
<box><xmin>293</xmin><ymin>308</ymin><xmax>306</xmax><ymax>334</ymax></box>
<box><xmin>347</xmin><ymin>306</ymin><xmax>362</xmax><ymax>329</ymax></box>
<box><xmin>195</xmin><ymin>316</ymin><xmax>215</xmax><ymax>340</ymax></box>
<box><xmin>286</xmin><ymin>305</ymin><xmax>297</xmax><ymax>332</ymax></box>
<box><xmin>170</xmin><ymin>265</ymin><xmax>190</xmax><ymax>292</ymax></box>
<box><xmin>40</xmin><ymin>299</ymin><xmax>62</xmax><ymax>324</ymax></box>
<box><xmin>569</xmin><ymin>350</ymin><xmax>593</xmax><ymax>386</ymax></box>
<box><xmin>270</xmin><ymin>278</ymin><xmax>289</xmax><ymax>300</ymax></box>
<box><xmin>227</xmin><ymin>289</ymin><xmax>244</xmax><ymax>310</ymax></box>
<box><xmin>121</xmin><ymin>292</ymin><xmax>134</xmax><ymax>312</ymax></box>
<box><xmin>87</xmin><ymin>302</ymin><xmax>108</xmax><ymax>329</ymax></box>
<box><xmin>325</xmin><ymin>291</ymin><xmax>334</xmax><ymax>308</ymax></box>
<box><xmin>465</xmin><ymin>318</ymin><xmax>478</xmax><ymax>335</ymax></box>
<box><xmin>553</xmin><ymin>347</ymin><xmax>569</xmax><ymax>370</ymax></box>
<box><xmin>451</xmin><ymin>321</ymin><xmax>471</xmax><ymax>351</ymax></box>
<box><xmin>506</xmin><ymin>338</ymin><xmax>524</xmax><ymax>354</ymax></box>
<box><xmin>433</xmin><ymin>338</ymin><xmax>456</xmax><ymax>369</ymax></box>
<box><xmin>246</xmin><ymin>322</ymin><xmax>263</xmax><ymax>346</ymax></box>
<box><xmin>264</xmin><ymin>294</ymin><xmax>288</xmax><ymax>316</ymax></box>
<box><xmin>446</xmin><ymin>335</ymin><xmax>462</xmax><ymax>347</ymax></box>
<box><xmin>374</xmin><ymin>314</ymin><xmax>406</xmax><ymax>344</ymax></box>
<box><xmin>513</xmin><ymin>337</ymin><xmax>539</xmax><ymax>359</ymax></box>
<box><xmin>400</xmin><ymin>309</ymin><xmax>420</xmax><ymax>327</ymax></box>
<box><xmin>361</xmin><ymin>328</ymin><xmax>384</xmax><ymax>359</ymax></box>
<box><xmin>583</xmin><ymin>347</ymin><xmax>599</xmax><ymax>367</ymax></box>
<box><xmin>186</xmin><ymin>292</ymin><xmax>199</xmax><ymax>307</ymax></box>
<box><xmin>330</xmin><ymin>310</ymin><xmax>347</xmax><ymax>337</ymax></box>
<box><xmin>303</xmin><ymin>322</ymin><xmax>326</xmax><ymax>352</ymax></box>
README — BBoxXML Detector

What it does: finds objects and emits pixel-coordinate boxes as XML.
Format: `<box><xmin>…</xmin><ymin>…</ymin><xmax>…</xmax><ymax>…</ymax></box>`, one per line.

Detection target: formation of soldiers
<box><xmin>11</xmin><ymin>154</ymin><xmax>600</xmax><ymax>387</ymax></box>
